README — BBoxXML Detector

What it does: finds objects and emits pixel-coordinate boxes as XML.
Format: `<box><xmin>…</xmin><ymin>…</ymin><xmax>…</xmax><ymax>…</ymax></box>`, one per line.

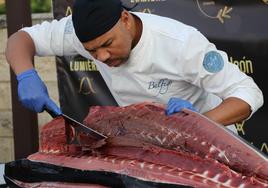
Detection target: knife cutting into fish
<box><xmin>45</xmin><ymin>108</ymin><xmax>107</xmax><ymax>144</ymax></box>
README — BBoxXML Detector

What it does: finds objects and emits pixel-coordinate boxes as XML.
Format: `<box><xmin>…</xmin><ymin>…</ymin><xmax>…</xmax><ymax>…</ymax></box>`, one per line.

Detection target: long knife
<box><xmin>45</xmin><ymin>108</ymin><xmax>107</xmax><ymax>141</ymax></box>
<box><xmin>62</xmin><ymin>114</ymin><xmax>107</xmax><ymax>140</ymax></box>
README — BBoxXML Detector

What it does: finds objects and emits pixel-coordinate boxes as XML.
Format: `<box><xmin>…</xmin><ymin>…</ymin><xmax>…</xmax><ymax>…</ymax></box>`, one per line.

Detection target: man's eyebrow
<box><xmin>87</xmin><ymin>38</ymin><xmax>113</xmax><ymax>52</ymax></box>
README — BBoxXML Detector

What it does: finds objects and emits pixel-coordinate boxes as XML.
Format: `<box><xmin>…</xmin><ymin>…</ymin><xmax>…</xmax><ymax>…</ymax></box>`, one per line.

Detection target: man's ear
<box><xmin>120</xmin><ymin>10</ymin><xmax>131</xmax><ymax>29</ymax></box>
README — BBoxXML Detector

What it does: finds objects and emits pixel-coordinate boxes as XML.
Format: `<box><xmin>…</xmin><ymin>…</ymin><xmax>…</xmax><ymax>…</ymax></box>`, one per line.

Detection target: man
<box><xmin>5</xmin><ymin>0</ymin><xmax>263</xmax><ymax>132</ymax></box>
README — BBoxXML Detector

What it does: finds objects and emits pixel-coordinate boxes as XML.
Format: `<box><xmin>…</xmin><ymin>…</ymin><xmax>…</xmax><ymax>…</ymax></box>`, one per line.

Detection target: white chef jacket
<box><xmin>21</xmin><ymin>12</ymin><xmax>264</xmax><ymax>133</ymax></box>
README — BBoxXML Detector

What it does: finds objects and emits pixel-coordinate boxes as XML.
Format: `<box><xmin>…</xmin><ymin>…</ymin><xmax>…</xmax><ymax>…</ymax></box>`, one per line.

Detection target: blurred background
<box><xmin>0</xmin><ymin>0</ymin><xmax>59</xmax><ymax>163</ymax></box>
<box><xmin>0</xmin><ymin>0</ymin><xmax>51</xmax><ymax>14</ymax></box>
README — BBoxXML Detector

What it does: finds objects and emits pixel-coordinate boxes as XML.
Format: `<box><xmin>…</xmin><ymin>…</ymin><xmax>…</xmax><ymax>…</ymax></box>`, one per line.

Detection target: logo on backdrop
<box><xmin>196</xmin><ymin>0</ymin><xmax>233</xmax><ymax>23</ymax></box>
<box><xmin>140</xmin><ymin>8</ymin><xmax>154</xmax><ymax>14</ymax></box>
<box><xmin>148</xmin><ymin>78</ymin><xmax>172</xmax><ymax>95</ymax></box>
<box><xmin>263</xmin><ymin>0</ymin><xmax>268</xmax><ymax>5</ymax></box>
<box><xmin>79</xmin><ymin>77</ymin><xmax>97</xmax><ymax>95</ymax></box>
<box><xmin>130</xmin><ymin>0</ymin><xmax>166</xmax><ymax>3</ymax></box>
<box><xmin>127</xmin><ymin>0</ymin><xmax>162</xmax><ymax>13</ymax></box>
<box><xmin>65</xmin><ymin>6</ymin><xmax>72</xmax><ymax>16</ymax></box>
<box><xmin>235</xmin><ymin>121</ymin><xmax>245</xmax><ymax>135</ymax></box>
<box><xmin>261</xmin><ymin>143</ymin><xmax>268</xmax><ymax>154</ymax></box>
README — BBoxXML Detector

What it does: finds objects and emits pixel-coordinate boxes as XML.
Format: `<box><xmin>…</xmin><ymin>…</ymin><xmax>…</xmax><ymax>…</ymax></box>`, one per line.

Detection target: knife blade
<box><xmin>62</xmin><ymin>114</ymin><xmax>107</xmax><ymax>140</ymax></box>
<box><xmin>45</xmin><ymin>108</ymin><xmax>107</xmax><ymax>141</ymax></box>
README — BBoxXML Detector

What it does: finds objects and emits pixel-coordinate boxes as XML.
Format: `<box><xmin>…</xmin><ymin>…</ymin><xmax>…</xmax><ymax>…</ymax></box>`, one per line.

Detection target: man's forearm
<box><xmin>5</xmin><ymin>31</ymin><xmax>36</xmax><ymax>75</ymax></box>
<box><xmin>203</xmin><ymin>97</ymin><xmax>251</xmax><ymax>126</ymax></box>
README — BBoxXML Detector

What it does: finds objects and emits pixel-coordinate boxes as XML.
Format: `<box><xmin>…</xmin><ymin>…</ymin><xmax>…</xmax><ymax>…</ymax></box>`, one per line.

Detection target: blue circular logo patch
<box><xmin>203</xmin><ymin>51</ymin><xmax>224</xmax><ymax>73</ymax></box>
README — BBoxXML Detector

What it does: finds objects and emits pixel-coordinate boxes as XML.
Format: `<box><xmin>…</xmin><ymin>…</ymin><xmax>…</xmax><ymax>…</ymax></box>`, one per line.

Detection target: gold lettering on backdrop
<box><xmin>130</xmin><ymin>0</ymin><xmax>165</xmax><ymax>3</ymax></box>
<box><xmin>70</xmin><ymin>60</ymin><xmax>98</xmax><ymax>72</ymax></box>
<box><xmin>229</xmin><ymin>56</ymin><xmax>253</xmax><ymax>74</ymax></box>
<box><xmin>261</xmin><ymin>143</ymin><xmax>268</xmax><ymax>153</ymax></box>
<box><xmin>79</xmin><ymin>77</ymin><xmax>97</xmax><ymax>95</ymax></box>
<box><xmin>196</xmin><ymin>1</ymin><xmax>232</xmax><ymax>24</ymax></box>
<box><xmin>65</xmin><ymin>6</ymin><xmax>72</xmax><ymax>16</ymax></box>
<box><xmin>235</xmin><ymin>121</ymin><xmax>245</xmax><ymax>135</ymax></box>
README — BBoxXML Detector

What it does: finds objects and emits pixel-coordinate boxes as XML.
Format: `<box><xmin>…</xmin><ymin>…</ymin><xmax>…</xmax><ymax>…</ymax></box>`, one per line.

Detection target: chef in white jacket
<box><xmin>5</xmin><ymin>0</ymin><xmax>263</xmax><ymax>133</ymax></box>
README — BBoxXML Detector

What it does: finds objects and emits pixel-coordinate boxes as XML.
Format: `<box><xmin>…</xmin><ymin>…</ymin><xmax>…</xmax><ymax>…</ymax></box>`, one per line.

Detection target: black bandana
<box><xmin>72</xmin><ymin>0</ymin><xmax>123</xmax><ymax>43</ymax></box>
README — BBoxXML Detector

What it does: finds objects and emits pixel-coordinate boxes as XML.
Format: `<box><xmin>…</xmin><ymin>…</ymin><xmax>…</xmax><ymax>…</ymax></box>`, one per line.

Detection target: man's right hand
<box><xmin>16</xmin><ymin>68</ymin><xmax>62</xmax><ymax>115</ymax></box>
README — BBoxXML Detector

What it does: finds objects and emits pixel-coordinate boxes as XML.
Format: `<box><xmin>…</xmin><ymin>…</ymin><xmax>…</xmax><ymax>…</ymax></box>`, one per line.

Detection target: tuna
<box><xmin>84</xmin><ymin>102</ymin><xmax>268</xmax><ymax>181</ymax></box>
<box><xmin>4</xmin><ymin>102</ymin><xmax>268</xmax><ymax>187</ymax></box>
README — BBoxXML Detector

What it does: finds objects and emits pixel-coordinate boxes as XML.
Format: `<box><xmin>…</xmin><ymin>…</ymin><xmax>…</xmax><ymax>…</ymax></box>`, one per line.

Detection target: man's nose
<box><xmin>95</xmin><ymin>49</ymin><xmax>110</xmax><ymax>62</ymax></box>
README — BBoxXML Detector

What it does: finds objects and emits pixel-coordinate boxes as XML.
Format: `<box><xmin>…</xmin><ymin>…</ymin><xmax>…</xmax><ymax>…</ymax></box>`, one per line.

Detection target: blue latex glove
<box><xmin>166</xmin><ymin>97</ymin><xmax>197</xmax><ymax>115</ymax></box>
<box><xmin>17</xmin><ymin>68</ymin><xmax>62</xmax><ymax>115</ymax></box>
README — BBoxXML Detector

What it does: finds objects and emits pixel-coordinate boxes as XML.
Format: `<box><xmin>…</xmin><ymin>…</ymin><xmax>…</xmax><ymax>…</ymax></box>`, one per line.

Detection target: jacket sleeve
<box><xmin>179</xmin><ymin>29</ymin><xmax>264</xmax><ymax>115</ymax></box>
<box><xmin>21</xmin><ymin>15</ymin><xmax>78</xmax><ymax>57</ymax></box>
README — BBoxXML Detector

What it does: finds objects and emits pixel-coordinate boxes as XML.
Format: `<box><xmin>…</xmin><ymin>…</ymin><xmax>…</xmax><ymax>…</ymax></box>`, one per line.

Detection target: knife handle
<box><xmin>44</xmin><ymin>107</ymin><xmax>58</xmax><ymax>118</ymax></box>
